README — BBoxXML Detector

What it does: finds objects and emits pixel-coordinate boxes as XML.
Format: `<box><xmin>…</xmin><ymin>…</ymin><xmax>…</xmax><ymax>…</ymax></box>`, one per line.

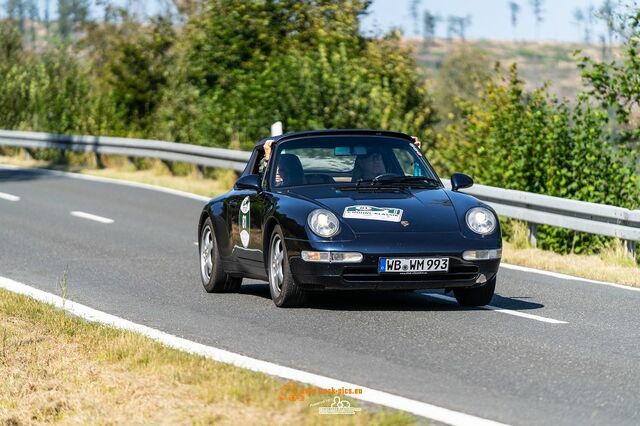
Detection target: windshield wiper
<box><xmin>355</xmin><ymin>178</ymin><xmax>373</xmax><ymax>190</ymax></box>
<box><xmin>372</xmin><ymin>175</ymin><xmax>441</xmax><ymax>187</ymax></box>
<box><xmin>341</xmin><ymin>178</ymin><xmax>408</xmax><ymax>193</ymax></box>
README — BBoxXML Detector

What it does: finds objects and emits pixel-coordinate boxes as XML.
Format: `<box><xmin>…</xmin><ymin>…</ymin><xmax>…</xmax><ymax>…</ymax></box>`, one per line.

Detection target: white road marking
<box><xmin>501</xmin><ymin>263</ymin><xmax>640</xmax><ymax>293</ymax></box>
<box><xmin>0</xmin><ymin>191</ymin><xmax>20</xmax><ymax>201</ymax></box>
<box><xmin>420</xmin><ymin>293</ymin><xmax>568</xmax><ymax>324</ymax></box>
<box><xmin>0</xmin><ymin>164</ymin><xmax>209</xmax><ymax>202</ymax></box>
<box><xmin>1</xmin><ymin>165</ymin><xmax>634</xmax><ymax>293</ymax></box>
<box><xmin>0</xmin><ymin>275</ymin><xmax>509</xmax><ymax>426</ymax></box>
<box><xmin>70</xmin><ymin>211</ymin><xmax>114</xmax><ymax>224</ymax></box>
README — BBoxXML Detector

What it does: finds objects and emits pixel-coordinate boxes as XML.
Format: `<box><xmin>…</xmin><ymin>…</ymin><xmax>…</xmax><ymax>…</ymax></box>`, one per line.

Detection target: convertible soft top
<box><xmin>254</xmin><ymin>129</ymin><xmax>414</xmax><ymax>147</ymax></box>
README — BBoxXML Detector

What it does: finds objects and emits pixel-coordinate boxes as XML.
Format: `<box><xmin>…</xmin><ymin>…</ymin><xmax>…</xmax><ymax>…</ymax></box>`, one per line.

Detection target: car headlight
<box><xmin>465</xmin><ymin>207</ymin><xmax>496</xmax><ymax>235</ymax></box>
<box><xmin>307</xmin><ymin>209</ymin><xmax>340</xmax><ymax>238</ymax></box>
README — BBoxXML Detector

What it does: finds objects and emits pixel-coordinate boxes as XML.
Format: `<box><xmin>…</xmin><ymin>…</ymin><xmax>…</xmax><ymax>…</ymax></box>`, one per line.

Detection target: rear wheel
<box><xmin>268</xmin><ymin>225</ymin><xmax>307</xmax><ymax>307</ymax></box>
<box><xmin>453</xmin><ymin>276</ymin><xmax>496</xmax><ymax>307</ymax></box>
<box><xmin>200</xmin><ymin>217</ymin><xmax>242</xmax><ymax>293</ymax></box>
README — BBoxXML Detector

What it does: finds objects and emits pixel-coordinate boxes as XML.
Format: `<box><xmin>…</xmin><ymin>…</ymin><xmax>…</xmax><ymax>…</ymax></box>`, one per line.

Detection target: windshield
<box><xmin>269</xmin><ymin>136</ymin><xmax>440</xmax><ymax>188</ymax></box>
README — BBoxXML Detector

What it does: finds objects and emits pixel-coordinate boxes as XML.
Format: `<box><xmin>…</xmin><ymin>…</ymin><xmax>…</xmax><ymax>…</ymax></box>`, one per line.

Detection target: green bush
<box><xmin>0</xmin><ymin>22</ymin><xmax>101</xmax><ymax>134</ymax></box>
<box><xmin>436</xmin><ymin>64</ymin><xmax>639</xmax><ymax>253</ymax></box>
<box><xmin>154</xmin><ymin>0</ymin><xmax>437</xmax><ymax>148</ymax></box>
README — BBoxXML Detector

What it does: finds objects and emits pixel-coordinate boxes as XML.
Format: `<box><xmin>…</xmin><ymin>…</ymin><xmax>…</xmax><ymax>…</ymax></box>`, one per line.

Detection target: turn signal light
<box><xmin>462</xmin><ymin>249</ymin><xmax>502</xmax><ymax>260</ymax></box>
<box><xmin>301</xmin><ymin>251</ymin><xmax>363</xmax><ymax>263</ymax></box>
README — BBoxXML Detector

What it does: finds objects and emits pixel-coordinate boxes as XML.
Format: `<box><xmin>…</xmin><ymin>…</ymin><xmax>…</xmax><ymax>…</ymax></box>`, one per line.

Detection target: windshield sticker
<box><xmin>240</xmin><ymin>196</ymin><xmax>250</xmax><ymax>248</ymax></box>
<box><xmin>343</xmin><ymin>205</ymin><xmax>403</xmax><ymax>222</ymax></box>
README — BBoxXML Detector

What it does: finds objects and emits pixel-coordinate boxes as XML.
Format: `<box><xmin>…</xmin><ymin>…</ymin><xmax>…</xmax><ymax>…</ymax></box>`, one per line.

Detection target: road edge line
<box><xmin>0</xmin><ymin>164</ymin><xmax>210</xmax><ymax>202</ymax></box>
<box><xmin>3</xmin><ymin>164</ymin><xmax>635</xmax><ymax>293</ymax></box>
<box><xmin>500</xmin><ymin>263</ymin><xmax>640</xmax><ymax>292</ymax></box>
<box><xmin>420</xmin><ymin>293</ymin><xmax>568</xmax><ymax>324</ymax></box>
<box><xmin>0</xmin><ymin>275</ymin><xmax>508</xmax><ymax>426</ymax></box>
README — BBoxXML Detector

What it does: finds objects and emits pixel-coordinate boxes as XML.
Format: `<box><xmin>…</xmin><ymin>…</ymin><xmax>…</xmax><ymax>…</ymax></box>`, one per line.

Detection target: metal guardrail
<box><xmin>0</xmin><ymin>130</ymin><xmax>251</xmax><ymax>172</ymax></box>
<box><xmin>442</xmin><ymin>180</ymin><xmax>639</xmax><ymax>255</ymax></box>
<box><xmin>0</xmin><ymin>129</ymin><xmax>638</xmax><ymax>256</ymax></box>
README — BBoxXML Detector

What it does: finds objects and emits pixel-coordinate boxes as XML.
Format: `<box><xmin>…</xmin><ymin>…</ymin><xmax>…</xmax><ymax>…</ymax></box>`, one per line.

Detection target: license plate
<box><xmin>378</xmin><ymin>257</ymin><xmax>449</xmax><ymax>273</ymax></box>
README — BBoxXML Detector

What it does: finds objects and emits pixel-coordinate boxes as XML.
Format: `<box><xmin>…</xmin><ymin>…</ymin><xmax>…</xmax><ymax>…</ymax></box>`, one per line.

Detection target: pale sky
<box><xmin>361</xmin><ymin>0</ymin><xmax>621</xmax><ymax>42</ymax></box>
<box><xmin>24</xmin><ymin>0</ymin><xmax>627</xmax><ymax>43</ymax></box>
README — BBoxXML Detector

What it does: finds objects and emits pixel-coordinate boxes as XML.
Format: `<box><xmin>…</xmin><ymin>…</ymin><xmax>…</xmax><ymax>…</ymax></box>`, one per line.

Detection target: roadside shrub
<box><xmin>436</xmin><ymin>64</ymin><xmax>639</xmax><ymax>253</ymax></box>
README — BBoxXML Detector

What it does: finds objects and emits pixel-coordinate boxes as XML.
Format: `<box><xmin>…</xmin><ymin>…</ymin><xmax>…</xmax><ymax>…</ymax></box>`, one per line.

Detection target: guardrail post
<box><xmin>23</xmin><ymin>147</ymin><xmax>36</xmax><ymax>159</ymax></box>
<box><xmin>625</xmin><ymin>240</ymin><xmax>637</xmax><ymax>259</ymax></box>
<box><xmin>95</xmin><ymin>152</ymin><xmax>104</xmax><ymax>168</ymax></box>
<box><xmin>271</xmin><ymin>121</ymin><xmax>283</xmax><ymax>137</ymax></box>
<box><xmin>527</xmin><ymin>222</ymin><xmax>538</xmax><ymax>248</ymax></box>
<box><xmin>160</xmin><ymin>159</ymin><xmax>173</xmax><ymax>174</ymax></box>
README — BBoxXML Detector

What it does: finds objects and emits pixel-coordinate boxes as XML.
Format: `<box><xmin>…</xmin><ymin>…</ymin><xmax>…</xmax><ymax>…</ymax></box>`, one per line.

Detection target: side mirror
<box><xmin>234</xmin><ymin>174</ymin><xmax>262</xmax><ymax>191</ymax></box>
<box><xmin>451</xmin><ymin>173</ymin><xmax>473</xmax><ymax>192</ymax></box>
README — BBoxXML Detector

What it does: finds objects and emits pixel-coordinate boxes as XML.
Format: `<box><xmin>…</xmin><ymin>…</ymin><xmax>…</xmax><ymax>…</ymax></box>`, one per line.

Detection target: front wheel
<box><xmin>268</xmin><ymin>225</ymin><xmax>307</xmax><ymax>307</ymax></box>
<box><xmin>200</xmin><ymin>217</ymin><xmax>242</xmax><ymax>293</ymax></box>
<box><xmin>453</xmin><ymin>276</ymin><xmax>496</xmax><ymax>307</ymax></box>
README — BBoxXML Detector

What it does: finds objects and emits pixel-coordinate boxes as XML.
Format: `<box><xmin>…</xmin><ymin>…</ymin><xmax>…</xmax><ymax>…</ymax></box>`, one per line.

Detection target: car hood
<box><xmin>286</xmin><ymin>186</ymin><xmax>461</xmax><ymax>233</ymax></box>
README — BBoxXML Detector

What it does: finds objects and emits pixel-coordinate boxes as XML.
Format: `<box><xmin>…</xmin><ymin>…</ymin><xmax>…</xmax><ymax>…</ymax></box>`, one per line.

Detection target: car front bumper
<box><xmin>285</xmin><ymin>234</ymin><xmax>501</xmax><ymax>291</ymax></box>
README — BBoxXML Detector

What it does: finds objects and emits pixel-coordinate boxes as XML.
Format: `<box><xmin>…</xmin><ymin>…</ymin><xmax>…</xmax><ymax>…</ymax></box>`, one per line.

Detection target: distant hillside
<box><xmin>407</xmin><ymin>38</ymin><xmax>614</xmax><ymax>100</ymax></box>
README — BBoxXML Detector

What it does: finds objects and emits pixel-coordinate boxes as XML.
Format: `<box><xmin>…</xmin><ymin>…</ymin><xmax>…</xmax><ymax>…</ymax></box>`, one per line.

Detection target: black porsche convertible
<box><xmin>198</xmin><ymin>129</ymin><xmax>501</xmax><ymax>307</ymax></box>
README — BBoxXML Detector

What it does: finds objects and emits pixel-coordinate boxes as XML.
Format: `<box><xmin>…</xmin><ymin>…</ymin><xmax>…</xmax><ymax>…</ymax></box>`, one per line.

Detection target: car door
<box><xmin>230</xmin><ymin>150</ymin><xmax>269</xmax><ymax>277</ymax></box>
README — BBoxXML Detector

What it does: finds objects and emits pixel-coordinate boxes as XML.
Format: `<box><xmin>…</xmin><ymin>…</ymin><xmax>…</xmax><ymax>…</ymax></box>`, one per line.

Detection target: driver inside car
<box><xmin>352</xmin><ymin>150</ymin><xmax>387</xmax><ymax>182</ymax></box>
<box><xmin>275</xmin><ymin>153</ymin><xmax>304</xmax><ymax>186</ymax></box>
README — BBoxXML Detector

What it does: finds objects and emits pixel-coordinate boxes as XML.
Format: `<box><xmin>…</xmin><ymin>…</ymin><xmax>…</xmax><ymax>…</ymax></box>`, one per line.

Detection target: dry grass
<box><xmin>0</xmin><ymin>289</ymin><xmax>417</xmax><ymax>425</ymax></box>
<box><xmin>502</xmin><ymin>221</ymin><xmax>640</xmax><ymax>287</ymax></box>
<box><xmin>81</xmin><ymin>165</ymin><xmax>235</xmax><ymax>198</ymax></box>
<box><xmin>410</xmin><ymin>37</ymin><xmax>618</xmax><ymax>99</ymax></box>
<box><xmin>0</xmin><ymin>152</ymin><xmax>235</xmax><ymax>198</ymax></box>
<box><xmin>502</xmin><ymin>241</ymin><xmax>640</xmax><ymax>287</ymax></box>
<box><xmin>1</xmin><ymin>151</ymin><xmax>638</xmax><ymax>288</ymax></box>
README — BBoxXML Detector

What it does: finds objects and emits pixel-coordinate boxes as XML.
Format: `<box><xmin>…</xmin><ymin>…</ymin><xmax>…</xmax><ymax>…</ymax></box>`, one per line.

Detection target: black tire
<box><xmin>268</xmin><ymin>225</ymin><xmax>307</xmax><ymax>307</ymax></box>
<box><xmin>453</xmin><ymin>276</ymin><xmax>496</xmax><ymax>307</ymax></box>
<box><xmin>199</xmin><ymin>217</ymin><xmax>242</xmax><ymax>293</ymax></box>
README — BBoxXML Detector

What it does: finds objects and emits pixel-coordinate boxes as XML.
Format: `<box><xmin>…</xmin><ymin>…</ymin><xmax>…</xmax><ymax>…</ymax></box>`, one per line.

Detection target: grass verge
<box><xmin>0</xmin><ymin>153</ymin><xmax>236</xmax><ymax>198</ymax></box>
<box><xmin>502</xmin><ymin>241</ymin><xmax>640</xmax><ymax>287</ymax></box>
<box><xmin>0</xmin><ymin>288</ymin><xmax>416</xmax><ymax>425</ymax></box>
<box><xmin>1</xmin><ymin>152</ymin><xmax>638</xmax><ymax>288</ymax></box>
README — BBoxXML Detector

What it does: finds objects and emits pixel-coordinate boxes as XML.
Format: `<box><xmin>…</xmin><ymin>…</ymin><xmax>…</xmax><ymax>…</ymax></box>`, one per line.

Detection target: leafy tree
<box><xmin>529</xmin><ymin>0</ymin><xmax>544</xmax><ymax>38</ymax></box>
<box><xmin>4</xmin><ymin>0</ymin><xmax>26</xmax><ymax>34</ymax></box>
<box><xmin>436</xmin><ymin>64</ymin><xmax>639</xmax><ymax>253</ymax></box>
<box><xmin>3</xmin><ymin>0</ymin><xmax>38</xmax><ymax>45</ymax></box>
<box><xmin>80</xmin><ymin>9</ymin><xmax>175</xmax><ymax>134</ymax></box>
<box><xmin>508</xmin><ymin>1</ymin><xmax>520</xmax><ymax>39</ymax></box>
<box><xmin>163</xmin><ymin>0</ymin><xmax>435</xmax><ymax>148</ymax></box>
<box><xmin>598</xmin><ymin>0</ymin><xmax>616</xmax><ymax>51</ymax></box>
<box><xmin>422</xmin><ymin>10</ymin><xmax>440</xmax><ymax>45</ymax></box>
<box><xmin>432</xmin><ymin>46</ymin><xmax>491</xmax><ymax>128</ymax></box>
<box><xmin>44</xmin><ymin>0</ymin><xmax>51</xmax><ymax>32</ymax></box>
<box><xmin>577</xmin><ymin>7</ymin><xmax>640</xmax><ymax>144</ymax></box>
<box><xmin>585</xmin><ymin>4</ymin><xmax>596</xmax><ymax>43</ymax></box>
<box><xmin>0</xmin><ymin>22</ymin><xmax>97</xmax><ymax>134</ymax></box>
<box><xmin>446</xmin><ymin>15</ymin><xmax>471</xmax><ymax>41</ymax></box>
<box><xmin>574</xmin><ymin>8</ymin><xmax>585</xmax><ymax>41</ymax></box>
<box><xmin>182</xmin><ymin>0</ymin><xmax>371</xmax><ymax>90</ymax></box>
<box><xmin>409</xmin><ymin>0</ymin><xmax>422</xmax><ymax>36</ymax></box>
<box><xmin>56</xmin><ymin>0</ymin><xmax>89</xmax><ymax>40</ymax></box>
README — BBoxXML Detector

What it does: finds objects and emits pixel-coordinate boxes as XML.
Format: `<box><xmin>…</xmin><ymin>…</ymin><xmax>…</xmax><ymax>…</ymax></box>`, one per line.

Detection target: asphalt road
<box><xmin>1</xmin><ymin>166</ymin><xmax>639</xmax><ymax>425</ymax></box>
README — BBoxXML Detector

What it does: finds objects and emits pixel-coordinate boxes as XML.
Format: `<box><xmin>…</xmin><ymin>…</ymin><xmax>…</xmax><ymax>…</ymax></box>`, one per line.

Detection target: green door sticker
<box><xmin>239</xmin><ymin>196</ymin><xmax>250</xmax><ymax>248</ymax></box>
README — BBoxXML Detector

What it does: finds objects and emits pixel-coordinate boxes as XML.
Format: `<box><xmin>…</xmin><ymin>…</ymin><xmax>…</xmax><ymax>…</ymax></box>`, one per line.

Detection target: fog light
<box><xmin>462</xmin><ymin>249</ymin><xmax>502</xmax><ymax>260</ymax></box>
<box><xmin>301</xmin><ymin>251</ymin><xmax>331</xmax><ymax>262</ymax></box>
<box><xmin>301</xmin><ymin>251</ymin><xmax>363</xmax><ymax>263</ymax></box>
<box><xmin>331</xmin><ymin>252</ymin><xmax>363</xmax><ymax>263</ymax></box>
<box><xmin>476</xmin><ymin>274</ymin><xmax>487</xmax><ymax>284</ymax></box>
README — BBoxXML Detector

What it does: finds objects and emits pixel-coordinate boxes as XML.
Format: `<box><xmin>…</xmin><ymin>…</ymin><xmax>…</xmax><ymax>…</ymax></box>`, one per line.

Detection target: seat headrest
<box><xmin>278</xmin><ymin>153</ymin><xmax>304</xmax><ymax>186</ymax></box>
